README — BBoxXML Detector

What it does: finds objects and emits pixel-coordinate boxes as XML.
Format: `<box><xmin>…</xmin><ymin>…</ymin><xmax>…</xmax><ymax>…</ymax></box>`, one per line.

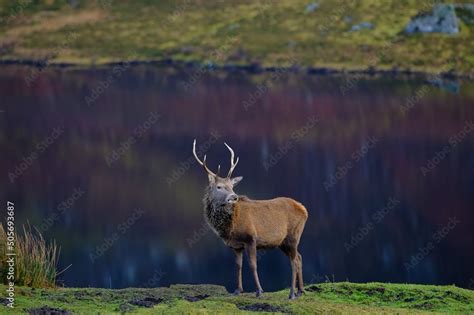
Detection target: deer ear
<box><xmin>208</xmin><ymin>174</ymin><xmax>216</xmax><ymax>184</ymax></box>
<box><xmin>231</xmin><ymin>176</ymin><xmax>243</xmax><ymax>186</ymax></box>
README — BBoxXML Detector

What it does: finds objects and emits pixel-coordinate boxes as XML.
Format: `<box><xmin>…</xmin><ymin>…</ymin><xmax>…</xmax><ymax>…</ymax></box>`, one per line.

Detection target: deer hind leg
<box><xmin>233</xmin><ymin>248</ymin><xmax>244</xmax><ymax>295</ymax></box>
<box><xmin>246</xmin><ymin>240</ymin><xmax>263</xmax><ymax>297</ymax></box>
<box><xmin>296</xmin><ymin>252</ymin><xmax>304</xmax><ymax>296</ymax></box>
<box><xmin>295</xmin><ymin>217</ymin><xmax>307</xmax><ymax>297</ymax></box>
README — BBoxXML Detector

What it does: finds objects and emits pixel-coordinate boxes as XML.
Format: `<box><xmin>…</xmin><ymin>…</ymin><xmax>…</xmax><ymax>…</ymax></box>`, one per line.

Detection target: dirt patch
<box><xmin>27</xmin><ymin>306</ymin><xmax>72</xmax><ymax>315</ymax></box>
<box><xmin>116</xmin><ymin>303</ymin><xmax>135</xmax><ymax>313</ymax></box>
<box><xmin>0</xmin><ymin>41</ymin><xmax>15</xmax><ymax>56</ymax></box>
<box><xmin>6</xmin><ymin>10</ymin><xmax>105</xmax><ymax>37</ymax></box>
<box><xmin>184</xmin><ymin>294</ymin><xmax>210</xmax><ymax>302</ymax></box>
<box><xmin>169</xmin><ymin>284</ymin><xmax>228</xmax><ymax>297</ymax></box>
<box><xmin>366</xmin><ymin>287</ymin><xmax>386</xmax><ymax>296</ymax></box>
<box><xmin>443</xmin><ymin>290</ymin><xmax>470</xmax><ymax>303</ymax></box>
<box><xmin>306</xmin><ymin>285</ymin><xmax>323</xmax><ymax>292</ymax></box>
<box><xmin>73</xmin><ymin>291</ymin><xmax>92</xmax><ymax>301</ymax></box>
<box><xmin>237</xmin><ymin>303</ymin><xmax>289</xmax><ymax>313</ymax></box>
<box><xmin>1</xmin><ymin>9</ymin><xmax>105</xmax><ymax>46</ymax></box>
<box><xmin>128</xmin><ymin>296</ymin><xmax>163</xmax><ymax>308</ymax></box>
<box><xmin>413</xmin><ymin>302</ymin><xmax>435</xmax><ymax>309</ymax></box>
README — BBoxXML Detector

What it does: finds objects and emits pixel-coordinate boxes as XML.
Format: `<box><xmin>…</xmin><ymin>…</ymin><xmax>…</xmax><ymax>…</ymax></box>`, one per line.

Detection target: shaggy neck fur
<box><xmin>203</xmin><ymin>188</ymin><xmax>234</xmax><ymax>240</ymax></box>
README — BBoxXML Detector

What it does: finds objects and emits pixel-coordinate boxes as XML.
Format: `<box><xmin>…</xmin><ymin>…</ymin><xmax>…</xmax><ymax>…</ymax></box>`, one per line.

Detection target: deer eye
<box><xmin>216</xmin><ymin>186</ymin><xmax>222</xmax><ymax>190</ymax></box>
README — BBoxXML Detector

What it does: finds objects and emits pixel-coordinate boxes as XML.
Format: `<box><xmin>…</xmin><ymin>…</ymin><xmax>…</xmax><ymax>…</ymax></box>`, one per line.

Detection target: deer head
<box><xmin>193</xmin><ymin>139</ymin><xmax>243</xmax><ymax>205</ymax></box>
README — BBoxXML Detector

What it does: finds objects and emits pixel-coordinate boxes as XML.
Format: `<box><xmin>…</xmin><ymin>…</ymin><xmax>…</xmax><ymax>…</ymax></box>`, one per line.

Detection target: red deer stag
<box><xmin>192</xmin><ymin>140</ymin><xmax>308</xmax><ymax>299</ymax></box>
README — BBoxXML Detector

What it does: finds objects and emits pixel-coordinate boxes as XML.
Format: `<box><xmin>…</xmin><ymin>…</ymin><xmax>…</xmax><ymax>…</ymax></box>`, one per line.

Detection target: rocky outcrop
<box><xmin>405</xmin><ymin>4</ymin><xmax>459</xmax><ymax>34</ymax></box>
<box><xmin>350</xmin><ymin>22</ymin><xmax>374</xmax><ymax>32</ymax></box>
<box><xmin>304</xmin><ymin>2</ymin><xmax>319</xmax><ymax>13</ymax></box>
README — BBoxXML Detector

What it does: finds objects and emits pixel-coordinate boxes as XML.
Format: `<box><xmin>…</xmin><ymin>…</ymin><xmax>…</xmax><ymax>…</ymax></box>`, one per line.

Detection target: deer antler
<box><xmin>193</xmin><ymin>139</ymin><xmax>218</xmax><ymax>177</ymax></box>
<box><xmin>224</xmin><ymin>142</ymin><xmax>239</xmax><ymax>178</ymax></box>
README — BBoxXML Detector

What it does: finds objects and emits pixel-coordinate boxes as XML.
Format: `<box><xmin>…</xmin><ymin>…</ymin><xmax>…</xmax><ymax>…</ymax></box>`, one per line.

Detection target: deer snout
<box><xmin>226</xmin><ymin>194</ymin><xmax>238</xmax><ymax>204</ymax></box>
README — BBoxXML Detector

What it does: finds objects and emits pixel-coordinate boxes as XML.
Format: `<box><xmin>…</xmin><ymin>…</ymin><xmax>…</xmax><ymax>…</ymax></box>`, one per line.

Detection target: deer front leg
<box><xmin>296</xmin><ymin>252</ymin><xmax>304</xmax><ymax>297</ymax></box>
<box><xmin>246</xmin><ymin>240</ymin><xmax>263</xmax><ymax>297</ymax></box>
<box><xmin>233</xmin><ymin>248</ymin><xmax>243</xmax><ymax>295</ymax></box>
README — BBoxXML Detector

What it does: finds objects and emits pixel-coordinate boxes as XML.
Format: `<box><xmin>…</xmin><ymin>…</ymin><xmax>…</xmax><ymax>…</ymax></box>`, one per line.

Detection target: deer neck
<box><xmin>203</xmin><ymin>192</ymin><xmax>234</xmax><ymax>240</ymax></box>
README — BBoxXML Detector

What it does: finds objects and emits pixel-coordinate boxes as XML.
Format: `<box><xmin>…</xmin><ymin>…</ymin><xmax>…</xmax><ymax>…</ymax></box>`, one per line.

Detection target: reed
<box><xmin>0</xmin><ymin>224</ymin><xmax>62</xmax><ymax>288</ymax></box>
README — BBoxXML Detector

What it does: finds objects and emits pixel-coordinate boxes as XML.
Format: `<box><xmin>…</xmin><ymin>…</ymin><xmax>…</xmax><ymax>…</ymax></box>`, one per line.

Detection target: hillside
<box><xmin>0</xmin><ymin>0</ymin><xmax>473</xmax><ymax>76</ymax></box>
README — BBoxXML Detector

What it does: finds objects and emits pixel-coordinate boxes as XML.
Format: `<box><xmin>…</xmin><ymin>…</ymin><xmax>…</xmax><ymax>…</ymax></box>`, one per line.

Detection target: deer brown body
<box><xmin>193</xmin><ymin>140</ymin><xmax>308</xmax><ymax>299</ymax></box>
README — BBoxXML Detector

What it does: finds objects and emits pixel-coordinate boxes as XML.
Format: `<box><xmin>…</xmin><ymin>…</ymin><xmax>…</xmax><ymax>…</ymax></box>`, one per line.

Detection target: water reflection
<box><xmin>1</xmin><ymin>65</ymin><xmax>473</xmax><ymax>290</ymax></box>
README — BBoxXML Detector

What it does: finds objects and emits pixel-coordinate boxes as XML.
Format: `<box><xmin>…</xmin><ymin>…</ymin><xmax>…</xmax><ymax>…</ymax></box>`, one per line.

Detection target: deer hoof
<box><xmin>255</xmin><ymin>289</ymin><xmax>264</xmax><ymax>297</ymax></box>
<box><xmin>289</xmin><ymin>292</ymin><xmax>296</xmax><ymax>300</ymax></box>
<box><xmin>233</xmin><ymin>288</ymin><xmax>243</xmax><ymax>295</ymax></box>
<box><xmin>296</xmin><ymin>289</ymin><xmax>304</xmax><ymax>297</ymax></box>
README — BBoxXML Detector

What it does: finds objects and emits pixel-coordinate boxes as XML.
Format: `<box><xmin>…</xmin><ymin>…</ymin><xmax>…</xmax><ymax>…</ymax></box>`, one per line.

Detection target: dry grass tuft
<box><xmin>0</xmin><ymin>224</ymin><xmax>65</xmax><ymax>288</ymax></box>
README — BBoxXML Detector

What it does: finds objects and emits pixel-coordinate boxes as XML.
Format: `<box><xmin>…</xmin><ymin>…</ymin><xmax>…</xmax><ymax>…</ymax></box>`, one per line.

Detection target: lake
<box><xmin>1</xmin><ymin>64</ymin><xmax>473</xmax><ymax>291</ymax></box>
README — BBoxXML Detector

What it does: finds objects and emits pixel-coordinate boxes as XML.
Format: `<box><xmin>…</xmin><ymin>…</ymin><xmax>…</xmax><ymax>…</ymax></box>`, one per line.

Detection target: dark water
<box><xmin>1</xmin><ymin>65</ymin><xmax>473</xmax><ymax>291</ymax></box>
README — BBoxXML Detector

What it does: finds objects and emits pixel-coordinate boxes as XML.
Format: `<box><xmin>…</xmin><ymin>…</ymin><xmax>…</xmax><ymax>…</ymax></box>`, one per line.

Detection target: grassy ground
<box><xmin>1</xmin><ymin>282</ymin><xmax>473</xmax><ymax>314</ymax></box>
<box><xmin>0</xmin><ymin>0</ymin><xmax>473</xmax><ymax>76</ymax></box>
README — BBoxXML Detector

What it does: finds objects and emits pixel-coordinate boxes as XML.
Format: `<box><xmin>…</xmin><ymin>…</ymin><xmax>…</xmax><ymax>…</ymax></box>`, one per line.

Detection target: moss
<box><xmin>306</xmin><ymin>282</ymin><xmax>474</xmax><ymax>312</ymax></box>
<box><xmin>0</xmin><ymin>0</ymin><xmax>473</xmax><ymax>76</ymax></box>
<box><xmin>1</xmin><ymin>282</ymin><xmax>473</xmax><ymax>314</ymax></box>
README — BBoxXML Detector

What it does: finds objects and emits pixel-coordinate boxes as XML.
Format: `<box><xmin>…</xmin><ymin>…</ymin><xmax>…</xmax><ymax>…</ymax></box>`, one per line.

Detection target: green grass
<box><xmin>0</xmin><ymin>224</ymin><xmax>62</xmax><ymax>288</ymax></box>
<box><xmin>1</xmin><ymin>282</ymin><xmax>473</xmax><ymax>314</ymax></box>
<box><xmin>0</xmin><ymin>0</ymin><xmax>473</xmax><ymax>75</ymax></box>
